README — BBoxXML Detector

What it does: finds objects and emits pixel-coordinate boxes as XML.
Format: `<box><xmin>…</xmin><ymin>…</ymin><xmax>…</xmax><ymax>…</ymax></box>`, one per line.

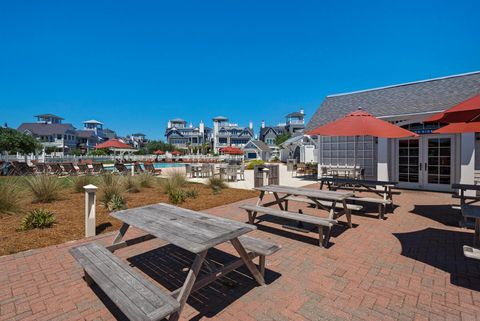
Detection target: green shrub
<box><xmin>185</xmin><ymin>188</ymin><xmax>198</xmax><ymax>199</ymax></box>
<box><xmin>0</xmin><ymin>178</ymin><xmax>25</xmax><ymax>214</ymax></box>
<box><xmin>21</xmin><ymin>209</ymin><xmax>56</xmax><ymax>230</ymax></box>
<box><xmin>106</xmin><ymin>194</ymin><xmax>127</xmax><ymax>212</ymax></box>
<box><xmin>246</xmin><ymin>160</ymin><xmax>265</xmax><ymax>170</ymax></box>
<box><xmin>138</xmin><ymin>172</ymin><xmax>155</xmax><ymax>188</ymax></box>
<box><xmin>207</xmin><ymin>176</ymin><xmax>227</xmax><ymax>194</ymax></box>
<box><xmin>99</xmin><ymin>173</ymin><xmax>126</xmax><ymax>210</ymax></box>
<box><xmin>70</xmin><ymin>175</ymin><xmax>98</xmax><ymax>193</ymax></box>
<box><xmin>168</xmin><ymin>189</ymin><xmax>186</xmax><ymax>204</ymax></box>
<box><xmin>25</xmin><ymin>175</ymin><xmax>62</xmax><ymax>203</ymax></box>
<box><xmin>125</xmin><ymin>176</ymin><xmax>140</xmax><ymax>193</ymax></box>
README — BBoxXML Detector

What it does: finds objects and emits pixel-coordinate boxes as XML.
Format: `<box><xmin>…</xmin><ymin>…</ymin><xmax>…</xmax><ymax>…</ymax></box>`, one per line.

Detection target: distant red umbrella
<box><xmin>425</xmin><ymin>94</ymin><xmax>480</xmax><ymax>123</ymax></box>
<box><xmin>220</xmin><ymin>147</ymin><xmax>243</xmax><ymax>155</ymax></box>
<box><xmin>171</xmin><ymin>151</ymin><xmax>182</xmax><ymax>155</ymax></box>
<box><xmin>307</xmin><ymin>108</ymin><xmax>418</xmax><ymax>138</ymax></box>
<box><xmin>153</xmin><ymin>150</ymin><xmax>165</xmax><ymax>155</ymax></box>
<box><xmin>433</xmin><ymin>122</ymin><xmax>480</xmax><ymax>134</ymax></box>
<box><xmin>95</xmin><ymin>139</ymin><xmax>132</xmax><ymax>149</ymax></box>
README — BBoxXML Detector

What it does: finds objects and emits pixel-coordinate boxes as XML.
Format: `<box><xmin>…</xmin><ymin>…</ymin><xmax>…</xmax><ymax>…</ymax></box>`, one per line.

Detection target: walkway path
<box><xmin>1</xmin><ymin>186</ymin><xmax>480</xmax><ymax>320</ymax></box>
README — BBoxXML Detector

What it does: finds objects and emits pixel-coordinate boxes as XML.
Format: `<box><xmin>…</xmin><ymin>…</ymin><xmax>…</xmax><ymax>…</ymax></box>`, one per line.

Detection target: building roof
<box><xmin>286</xmin><ymin>111</ymin><xmax>305</xmax><ymax>118</ymax></box>
<box><xmin>305</xmin><ymin>71</ymin><xmax>480</xmax><ymax>131</ymax></box>
<box><xmin>83</xmin><ymin>120</ymin><xmax>103</xmax><ymax>125</ymax></box>
<box><xmin>17</xmin><ymin>123</ymin><xmax>75</xmax><ymax>136</ymax></box>
<box><xmin>34</xmin><ymin>114</ymin><xmax>64</xmax><ymax>120</ymax></box>
<box><xmin>170</xmin><ymin>118</ymin><xmax>186</xmax><ymax>123</ymax></box>
<box><xmin>75</xmin><ymin>130</ymin><xmax>97</xmax><ymax>138</ymax></box>
<box><xmin>247</xmin><ymin>140</ymin><xmax>271</xmax><ymax>152</ymax></box>
<box><xmin>212</xmin><ymin>116</ymin><xmax>228</xmax><ymax>121</ymax></box>
<box><xmin>131</xmin><ymin>133</ymin><xmax>146</xmax><ymax>136</ymax></box>
<box><xmin>95</xmin><ymin>139</ymin><xmax>133</xmax><ymax>149</ymax></box>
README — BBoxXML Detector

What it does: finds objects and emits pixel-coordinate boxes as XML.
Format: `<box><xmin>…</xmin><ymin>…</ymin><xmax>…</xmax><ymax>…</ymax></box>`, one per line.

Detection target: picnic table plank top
<box><xmin>111</xmin><ymin>203</ymin><xmax>255</xmax><ymax>254</ymax></box>
<box><xmin>318</xmin><ymin>177</ymin><xmax>398</xmax><ymax>186</ymax></box>
<box><xmin>255</xmin><ymin>185</ymin><xmax>353</xmax><ymax>201</ymax></box>
<box><xmin>452</xmin><ymin>183</ymin><xmax>480</xmax><ymax>191</ymax></box>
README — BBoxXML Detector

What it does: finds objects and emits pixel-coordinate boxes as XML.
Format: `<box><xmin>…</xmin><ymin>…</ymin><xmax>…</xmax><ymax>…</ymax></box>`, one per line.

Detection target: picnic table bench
<box><xmin>70</xmin><ymin>203</ymin><xmax>280</xmax><ymax>321</ymax></box>
<box><xmin>460</xmin><ymin>204</ymin><xmax>480</xmax><ymax>260</ymax></box>
<box><xmin>451</xmin><ymin>184</ymin><xmax>480</xmax><ymax>227</ymax></box>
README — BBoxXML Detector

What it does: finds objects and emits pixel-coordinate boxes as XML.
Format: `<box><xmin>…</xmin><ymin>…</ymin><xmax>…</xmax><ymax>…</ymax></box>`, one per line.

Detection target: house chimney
<box><xmin>261</xmin><ymin>120</ymin><xmax>265</xmax><ymax>129</ymax></box>
<box><xmin>189</xmin><ymin>122</ymin><xmax>193</xmax><ymax>128</ymax></box>
<box><xmin>300</xmin><ymin>108</ymin><xmax>304</xmax><ymax>115</ymax></box>
<box><xmin>249</xmin><ymin>121</ymin><xmax>253</xmax><ymax>130</ymax></box>
<box><xmin>199</xmin><ymin>120</ymin><xmax>204</xmax><ymax>134</ymax></box>
<box><xmin>167</xmin><ymin>120</ymin><xmax>172</xmax><ymax>128</ymax></box>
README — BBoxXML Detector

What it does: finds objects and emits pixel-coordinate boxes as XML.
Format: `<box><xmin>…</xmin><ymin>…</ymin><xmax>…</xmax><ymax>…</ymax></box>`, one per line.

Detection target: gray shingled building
<box><xmin>306</xmin><ymin>71</ymin><xmax>480</xmax><ymax>191</ymax></box>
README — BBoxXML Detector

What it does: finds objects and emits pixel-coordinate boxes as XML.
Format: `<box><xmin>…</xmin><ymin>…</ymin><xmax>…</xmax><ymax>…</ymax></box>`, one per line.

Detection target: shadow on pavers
<box><xmin>394</xmin><ymin>227</ymin><xmax>480</xmax><ymax>291</ymax></box>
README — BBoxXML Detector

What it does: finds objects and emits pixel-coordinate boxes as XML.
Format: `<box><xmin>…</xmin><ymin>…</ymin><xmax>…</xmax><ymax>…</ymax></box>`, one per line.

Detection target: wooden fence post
<box><xmin>84</xmin><ymin>184</ymin><xmax>98</xmax><ymax>237</ymax></box>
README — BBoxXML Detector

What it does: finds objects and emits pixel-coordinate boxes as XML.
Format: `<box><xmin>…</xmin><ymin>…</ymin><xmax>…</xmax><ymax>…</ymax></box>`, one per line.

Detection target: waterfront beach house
<box><xmin>212</xmin><ymin>116</ymin><xmax>254</xmax><ymax>153</ymax></box>
<box><xmin>165</xmin><ymin>118</ymin><xmax>212</xmax><ymax>151</ymax></box>
<box><xmin>243</xmin><ymin>140</ymin><xmax>272</xmax><ymax>161</ymax></box>
<box><xmin>306</xmin><ymin>71</ymin><xmax>480</xmax><ymax>192</ymax></box>
<box><xmin>17</xmin><ymin>114</ymin><xmax>77</xmax><ymax>154</ymax></box>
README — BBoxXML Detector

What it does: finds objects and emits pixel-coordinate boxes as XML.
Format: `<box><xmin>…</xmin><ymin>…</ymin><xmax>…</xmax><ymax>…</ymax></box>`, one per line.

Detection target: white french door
<box><xmin>397</xmin><ymin>134</ymin><xmax>455</xmax><ymax>191</ymax></box>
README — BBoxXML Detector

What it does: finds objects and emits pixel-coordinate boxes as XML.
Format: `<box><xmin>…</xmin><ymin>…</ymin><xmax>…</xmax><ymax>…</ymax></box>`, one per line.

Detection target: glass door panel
<box><xmin>426</xmin><ymin>138</ymin><xmax>451</xmax><ymax>185</ymax></box>
<box><xmin>398</xmin><ymin>139</ymin><xmax>419</xmax><ymax>183</ymax></box>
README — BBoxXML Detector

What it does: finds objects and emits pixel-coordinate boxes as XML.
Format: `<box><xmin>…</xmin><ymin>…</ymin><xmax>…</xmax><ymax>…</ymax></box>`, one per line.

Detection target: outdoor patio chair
<box><xmin>201</xmin><ymin>163</ymin><xmax>213</xmax><ymax>177</ymax></box>
<box><xmin>13</xmin><ymin>161</ymin><xmax>35</xmax><ymax>175</ymax></box>
<box><xmin>77</xmin><ymin>163</ymin><xmax>91</xmax><ymax>175</ymax></box>
<box><xmin>295</xmin><ymin>163</ymin><xmax>306</xmax><ymax>177</ymax></box>
<box><xmin>237</xmin><ymin>164</ymin><xmax>245</xmax><ymax>180</ymax></box>
<box><xmin>62</xmin><ymin>162</ymin><xmax>79</xmax><ymax>175</ymax></box>
<box><xmin>47</xmin><ymin>163</ymin><xmax>64</xmax><ymax>175</ymax></box>
<box><xmin>143</xmin><ymin>162</ymin><xmax>161</xmax><ymax>175</ymax></box>
<box><xmin>185</xmin><ymin>164</ymin><xmax>193</xmax><ymax>177</ymax></box>
<box><xmin>226</xmin><ymin>165</ymin><xmax>238</xmax><ymax>182</ymax></box>
<box><xmin>34</xmin><ymin>163</ymin><xmax>50</xmax><ymax>175</ymax></box>
<box><xmin>114</xmin><ymin>163</ymin><xmax>129</xmax><ymax>175</ymax></box>
<box><xmin>134</xmin><ymin>162</ymin><xmax>144</xmax><ymax>174</ymax></box>
<box><xmin>92</xmin><ymin>163</ymin><xmax>105</xmax><ymax>175</ymax></box>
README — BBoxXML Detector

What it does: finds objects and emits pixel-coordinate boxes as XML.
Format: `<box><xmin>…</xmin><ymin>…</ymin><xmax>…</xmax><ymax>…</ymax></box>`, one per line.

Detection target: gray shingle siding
<box><xmin>306</xmin><ymin>72</ymin><xmax>480</xmax><ymax>131</ymax></box>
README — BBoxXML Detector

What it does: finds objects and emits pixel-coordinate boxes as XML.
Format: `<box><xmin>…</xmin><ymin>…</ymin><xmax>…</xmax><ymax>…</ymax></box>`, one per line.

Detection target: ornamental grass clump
<box><xmin>21</xmin><ymin>209</ymin><xmax>56</xmax><ymax>230</ymax></box>
<box><xmin>207</xmin><ymin>176</ymin><xmax>227</xmax><ymax>194</ymax></box>
<box><xmin>25</xmin><ymin>174</ymin><xmax>62</xmax><ymax>203</ymax></box>
<box><xmin>0</xmin><ymin>178</ymin><xmax>25</xmax><ymax>214</ymax></box>
<box><xmin>125</xmin><ymin>175</ymin><xmax>141</xmax><ymax>193</ymax></box>
<box><xmin>138</xmin><ymin>172</ymin><xmax>155</xmax><ymax>188</ymax></box>
<box><xmin>99</xmin><ymin>173</ymin><xmax>127</xmax><ymax>211</ymax></box>
<box><xmin>70</xmin><ymin>175</ymin><xmax>98</xmax><ymax>193</ymax></box>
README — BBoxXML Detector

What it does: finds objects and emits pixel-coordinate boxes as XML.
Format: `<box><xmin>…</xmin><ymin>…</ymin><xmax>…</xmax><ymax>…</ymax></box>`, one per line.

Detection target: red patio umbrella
<box><xmin>153</xmin><ymin>150</ymin><xmax>165</xmax><ymax>155</ymax></box>
<box><xmin>171</xmin><ymin>150</ymin><xmax>182</xmax><ymax>155</ymax></box>
<box><xmin>307</xmin><ymin>108</ymin><xmax>418</xmax><ymax>138</ymax></box>
<box><xmin>219</xmin><ymin>146</ymin><xmax>243</xmax><ymax>155</ymax></box>
<box><xmin>433</xmin><ymin>122</ymin><xmax>479</xmax><ymax>134</ymax></box>
<box><xmin>425</xmin><ymin>94</ymin><xmax>480</xmax><ymax>123</ymax></box>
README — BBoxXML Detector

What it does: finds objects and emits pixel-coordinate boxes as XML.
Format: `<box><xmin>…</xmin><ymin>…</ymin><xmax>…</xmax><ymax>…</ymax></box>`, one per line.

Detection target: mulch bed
<box><xmin>0</xmin><ymin>182</ymin><xmax>258</xmax><ymax>256</ymax></box>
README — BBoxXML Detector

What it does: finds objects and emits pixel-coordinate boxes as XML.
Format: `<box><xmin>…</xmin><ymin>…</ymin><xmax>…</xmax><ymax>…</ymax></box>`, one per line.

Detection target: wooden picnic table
<box><xmin>254</xmin><ymin>185</ymin><xmax>353</xmax><ymax>223</ymax></box>
<box><xmin>452</xmin><ymin>183</ymin><xmax>480</xmax><ymax>206</ymax></box>
<box><xmin>109</xmin><ymin>203</ymin><xmax>266</xmax><ymax>319</ymax></box>
<box><xmin>319</xmin><ymin>177</ymin><xmax>397</xmax><ymax>201</ymax></box>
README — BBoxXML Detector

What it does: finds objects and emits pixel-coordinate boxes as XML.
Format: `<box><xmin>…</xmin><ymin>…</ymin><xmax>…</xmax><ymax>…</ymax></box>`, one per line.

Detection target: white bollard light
<box><xmin>84</xmin><ymin>184</ymin><xmax>98</xmax><ymax>237</ymax></box>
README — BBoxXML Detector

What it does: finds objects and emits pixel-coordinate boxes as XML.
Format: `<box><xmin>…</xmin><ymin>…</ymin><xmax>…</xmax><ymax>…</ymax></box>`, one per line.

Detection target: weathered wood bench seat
<box><xmin>463</xmin><ymin>245</ymin><xmax>480</xmax><ymax>260</ymax></box>
<box><xmin>237</xmin><ymin>235</ymin><xmax>281</xmax><ymax>276</ymax></box>
<box><xmin>348</xmin><ymin>197</ymin><xmax>392</xmax><ymax>220</ymax></box>
<box><xmin>70</xmin><ymin>242</ymin><xmax>180</xmax><ymax>321</ymax></box>
<box><xmin>285</xmin><ymin>196</ymin><xmax>363</xmax><ymax>211</ymax></box>
<box><xmin>239</xmin><ymin>204</ymin><xmax>338</xmax><ymax>247</ymax></box>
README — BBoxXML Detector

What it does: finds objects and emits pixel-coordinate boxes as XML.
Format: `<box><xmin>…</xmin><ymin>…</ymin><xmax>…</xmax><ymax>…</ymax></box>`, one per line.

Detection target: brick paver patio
<box><xmin>1</xmin><ymin>185</ymin><xmax>480</xmax><ymax>321</ymax></box>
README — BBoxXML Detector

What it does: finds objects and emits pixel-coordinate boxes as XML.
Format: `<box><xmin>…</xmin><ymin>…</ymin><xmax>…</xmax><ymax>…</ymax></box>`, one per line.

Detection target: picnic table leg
<box><xmin>328</xmin><ymin>201</ymin><xmax>337</xmax><ymax>220</ymax></box>
<box><xmin>273</xmin><ymin>192</ymin><xmax>285</xmax><ymax>210</ymax></box>
<box><xmin>112</xmin><ymin>223</ymin><xmax>129</xmax><ymax>244</ymax></box>
<box><xmin>256</xmin><ymin>191</ymin><xmax>265</xmax><ymax>206</ymax></box>
<box><xmin>169</xmin><ymin>250</ymin><xmax>208</xmax><ymax>321</ymax></box>
<box><xmin>343</xmin><ymin>200</ymin><xmax>352</xmax><ymax>228</ymax></box>
<box><xmin>231</xmin><ymin>237</ymin><xmax>265</xmax><ymax>286</ymax></box>
<box><xmin>475</xmin><ymin>218</ymin><xmax>480</xmax><ymax>248</ymax></box>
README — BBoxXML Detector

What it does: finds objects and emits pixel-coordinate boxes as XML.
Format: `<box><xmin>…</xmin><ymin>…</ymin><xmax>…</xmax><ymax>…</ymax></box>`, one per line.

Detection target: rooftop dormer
<box><xmin>169</xmin><ymin>118</ymin><xmax>187</xmax><ymax>128</ymax></box>
<box><xmin>286</xmin><ymin>109</ymin><xmax>305</xmax><ymax>125</ymax></box>
<box><xmin>35</xmin><ymin>114</ymin><xmax>64</xmax><ymax>124</ymax></box>
<box><xmin>83</xmin><ymin>120</ymin><xmax>104</xmax><ymax>131</ymax></box>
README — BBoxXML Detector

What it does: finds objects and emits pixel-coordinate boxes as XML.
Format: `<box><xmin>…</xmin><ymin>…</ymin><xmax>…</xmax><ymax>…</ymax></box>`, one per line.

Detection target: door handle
<box><xmin>425</xmin><ymin>162</ymin><xmax>427</xmax><ymax>171</ymax></box>
<box><xmin>419</xmin><ymin>163</ymin><xmax>422</xmax><ymax>171</ymax></box>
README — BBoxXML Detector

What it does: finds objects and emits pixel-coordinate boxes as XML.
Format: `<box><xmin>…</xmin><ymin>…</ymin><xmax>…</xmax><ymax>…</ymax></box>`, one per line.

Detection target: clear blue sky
<box><xmin>1</xmin><ymin>0</ymin><xmax>479</xmax><ymax>139</ymax></box>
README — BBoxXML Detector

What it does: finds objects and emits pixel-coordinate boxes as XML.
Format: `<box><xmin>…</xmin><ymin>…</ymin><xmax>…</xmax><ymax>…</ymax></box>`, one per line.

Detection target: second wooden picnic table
<box><xmin>254</xmin><ymin>184</ymin><xmax>354</xmax><ymax>225</ymax></box>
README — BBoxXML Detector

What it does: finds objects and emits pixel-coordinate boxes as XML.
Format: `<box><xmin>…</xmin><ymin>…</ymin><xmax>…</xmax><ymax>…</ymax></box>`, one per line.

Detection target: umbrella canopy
<box><xmin>425</xmin><ymin>94</ymin><xmax>480</xmax><ymax>123</ymax></box>
<box><xmin>433</xmin><ymin>122</ymin><xmax>480</xmax><ymax>134</ymax></box>
<box><xmin>95</xmin><ymin>139</ymin><xmax>132</xmax><ymax>149</ymax></box>
<box><xmin>307</xmin><ymin>108</ymin><xmax>418</xmax><ymax>138</ymax></box>
<box><xmin>153</xmin><ymin>150</ymin><xmax>165</xmax><ymax>155</ymax></box>
<box><xmin>219</xmin><ymin>146</ymin><xmax>243</xmax><ymax>155</ymax></box>
<box><xmin>171</xmin><ymin>150</ymin><xmax>182</xmax><ymax>155</ymax></box>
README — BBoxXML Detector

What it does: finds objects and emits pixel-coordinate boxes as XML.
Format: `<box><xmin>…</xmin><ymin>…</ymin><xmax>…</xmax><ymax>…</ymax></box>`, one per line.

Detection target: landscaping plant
<box><xmin>138</xmin><ymin>172</ymin><xmax>155</xmax><ymax>188</ymax></box>
<box><xmin>99</xmin><ymin>173</ymin><xmax>127</xmax><ymax>210</ymax></box>
<box><xmin>0</xmin><ymin>178</ymin><xmax>25</xmax><ymax>214</ymax></box>
<box><xmin>25</xmin><ymin>174</ymin><xmax>62</xmax><ymax>203</ymax></box>
<box><xmin>70</xmin><ymin>175</ymin><xmax>98</xmax><ymax>193</ymax></box>
<box><xmin>207</xmin><ymin>176</ymin><xmax>227</xmax><ymax>194</ymax></box>
<box><xmin>246</xmin><ymin>160</ymin><xmax>265</xmax><ymax>170</ymax></box>
<box><xmin>125</xmin><ymin>175</ymin><xmax>141</xmax><ymax>193</ymax></box>
<box><xmin>21</xmin><ymin>209</ymin><xmax>56</xmax><ymax>230</ymax></box>
<box><xmin>106</xmin><ymin>194</ymin><xmax>127</xmax><ymax>212</ymax></box>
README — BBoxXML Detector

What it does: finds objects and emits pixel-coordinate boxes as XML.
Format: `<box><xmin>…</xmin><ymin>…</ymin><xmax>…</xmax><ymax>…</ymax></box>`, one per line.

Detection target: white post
<box><xmin>84</xmin><ymin>184</ymin><xmax>98</xmax><ymax>237</ymax></box>
<box><xmin>460</xmin><ymin>133</ymin><xmax>476</xmax><ymax>197</ymax></box>
<box><xmin>377</xmin><ymin>138</ymin><xmax>389</xmax><ymax>189</ymax></box>
<box><xmin>131</xmin><ymin>163</ymin><xmax>135</xmax><ymax>176</ymax></box>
